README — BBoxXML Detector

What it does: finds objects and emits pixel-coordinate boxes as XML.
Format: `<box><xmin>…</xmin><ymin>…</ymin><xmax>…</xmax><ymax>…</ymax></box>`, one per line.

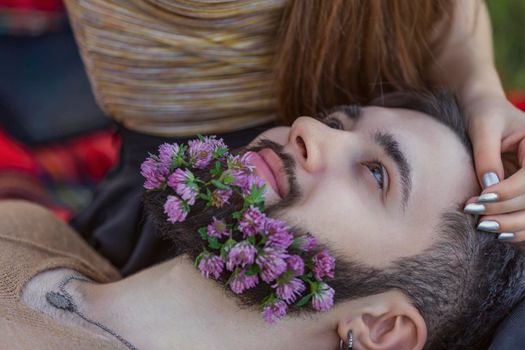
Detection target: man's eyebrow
<box><xmin>373</xmin><ymin>131</ymin><xmax>412</xmax><ymax>210</ymax></box>
<box><xmin>329</xmin><ymin>105</ymin><xmax>363</xmax><ymax>121</ymax></box>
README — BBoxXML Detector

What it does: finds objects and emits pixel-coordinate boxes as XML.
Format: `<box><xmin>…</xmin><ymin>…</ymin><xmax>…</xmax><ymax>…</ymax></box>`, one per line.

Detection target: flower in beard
<box><xmin>226</xmin><ymin>241</ymin><xmax>257</xmax><ymax>271</ymax></box>
<box><xmin>262</xmin><ymin>299</ymin><xmax>287</xmax><ymax>324</ymax></box>
<box><xmin>208</xmin><ymin>137</ymin><xmax>228</xmax><ymax>157</ymax></box>
<box><xmin>273</xmin><ymin>277</ymin><xmax>306</xmax><ymax>304</ymax></box>
<box><xmin>256</xmin><ymin>246</ymin><xmax>288</xmax><ymax>283</ymax></box>
<box><xmin>312</xmin><ymin>250</ymin><xmax>335</xmax><ymax>280</ymax></box>
<box><xmin>164</xmin><ymin>195</ymin><xmax>188</xmax><ymax>223</ymax></box>
<box><xmin>229</xmin><ymin>269</ymin><xmax>259</xmax><ymax>294</ymax></box>
<box><xmin>207</xmin><ymin>217</ymin><xmax>230</xmax><ymax>238</ymax></box>
<box><xmin>265</xmin><ymin>218</ymin><xmax>293</xmax><ymax>249</ymax></box>
<box><xmin>210</xmin><ymin>188</ymin><xmax>232</xmax><ymax>208</ymax></box>
<box><xmin>198</xmin><ymin>254</ymin><xmax>224</xmax><ymax>279</ymax></box>
<box><xmin>295</xmin><ymin>233</ymin><xmax>318</xmax><ymax>252</ymax></box>
<box><xmin>227</xmin><ymin>153</ymin><xmax>255</xmax><ymax>172</ymax></box>
<box><xmin>188</xmin><ymin>138</ymin><xmax>213</xmax><ymax>169</ymax></box>
<box><xmin>167</xmin><ymin>168</ymin><xmax>199</xmax><ymax>205</ymax></box>
<box><xmin>141</xmin><ymin>157</ymin><xmax>168</xmax><ymax>190</ymax></box>
<box><xmin>311</xmin><ymin>282</ymin><xmax>335</xmax><ymax>312</ymax></box>
<box><xmin>241</xmin><ymin>174</ymin><xmax>266</xmax><ymax>196</ymax></box>
<box><xmin>286</xmin><ymin>255</ymin><xmax>305</xmax><ymax>276</ymax></box>
<box><xmin>158</xmin><ymin>143</ymin><xmax>180</xmax><ymax>168</ymax></box>
<box><xmin>238</xmin><ymin>206</ymin><xmax>266</xmax><ymax>237</ymax></box>
<box><xmin>142</xmin><ymin>136</ymin><xmax>338</xmax><ymax>322</ymax></box>
<box><xmin>227</xmin><ymin>168</ymin><xmax>249</xmax><ymax>189</ymax></box>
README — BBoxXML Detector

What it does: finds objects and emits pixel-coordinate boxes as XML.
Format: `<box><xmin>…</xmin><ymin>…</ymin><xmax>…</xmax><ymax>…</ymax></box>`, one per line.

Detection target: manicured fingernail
<box><xmin>477</xmin><ymin>220</ymin><xmax>500</xmax><ymax>232</ymax></box>
<box><xmin>478</xmin><ymin>192</ymin><xmax>499</xmax><ymax>203</ymax></box>
<box><xmin>482</xmin><ymin>172</ymin><xmax>500</xmax><ymax>189</ymax></box>
<box><xmin>498</xmin><ymin>233</ymin><xmax>515</xmax><ymax>242</ymax></box>
<box><xmin>464</xmin><ymin>203</ymin><xmax>486</xmax><ymax>214</ymax></box>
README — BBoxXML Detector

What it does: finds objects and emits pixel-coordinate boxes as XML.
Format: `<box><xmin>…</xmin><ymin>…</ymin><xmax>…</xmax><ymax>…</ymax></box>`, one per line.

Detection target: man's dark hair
<box><xmin>329</xmin><ymin>90</ymin><xmax>525</xmax><ymax>349</ymax></box>
<box><xmin>144</xmin><ymin>90</ymin><xmax>525</xmax><ymax>350</ymax></box>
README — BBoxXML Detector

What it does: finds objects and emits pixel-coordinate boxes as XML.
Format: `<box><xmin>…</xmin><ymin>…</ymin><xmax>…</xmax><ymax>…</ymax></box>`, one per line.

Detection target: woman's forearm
<box><xmin>430</xmin><ymin>0</ymin><xmax>506</xmax><ymax>108</ymax></box>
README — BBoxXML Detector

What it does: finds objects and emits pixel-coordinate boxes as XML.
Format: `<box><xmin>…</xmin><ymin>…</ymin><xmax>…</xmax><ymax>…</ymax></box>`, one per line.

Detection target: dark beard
<box><xmin>144</xmin><ymin>139</ymin><xmax>299</xmax><ymax>255</ymax></box>
<box><xmin>142</xmin><ymin>139</ymin><xmax>386</xmax><ymax>314</ymax></box>
<box><xmin>143</xmin><ymin>139</ymin><xmax>307</xmax><ymax>309</ymax></box>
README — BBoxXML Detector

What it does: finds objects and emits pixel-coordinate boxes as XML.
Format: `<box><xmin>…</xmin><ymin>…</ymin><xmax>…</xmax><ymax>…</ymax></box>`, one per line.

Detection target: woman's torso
<box><xmin>65</xmin><ymin>0</ymin><xmax>286</xmax><ymax>136</ymax></box>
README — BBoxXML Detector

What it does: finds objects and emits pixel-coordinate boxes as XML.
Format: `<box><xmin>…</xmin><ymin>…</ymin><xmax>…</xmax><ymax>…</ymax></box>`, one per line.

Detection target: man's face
<box><xmin>248</xmin><ymin>106</ymin><xmax>478</xmax><ymax>267</ymax></box>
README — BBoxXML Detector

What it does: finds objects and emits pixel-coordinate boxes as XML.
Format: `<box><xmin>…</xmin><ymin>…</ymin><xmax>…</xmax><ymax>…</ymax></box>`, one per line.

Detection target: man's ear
<box><xmin>337</xmin><ymin>291</ymin><xmax>427</xmax><ymax>350</ymax></box>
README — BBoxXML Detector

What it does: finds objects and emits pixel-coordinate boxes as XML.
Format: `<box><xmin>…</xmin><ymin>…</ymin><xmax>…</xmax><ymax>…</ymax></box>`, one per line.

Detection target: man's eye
<box><xmin>365</xmin><ymin>161</ymin><xmax>385</xmax><ymax>190</ymax></box>
<box><xmin>324</xmin><ymin>117</ymin><xmax>344</xmax><ymax>130</ymax></box>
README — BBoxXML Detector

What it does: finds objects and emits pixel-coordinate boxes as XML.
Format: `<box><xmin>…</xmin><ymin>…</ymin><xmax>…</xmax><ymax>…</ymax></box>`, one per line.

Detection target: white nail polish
<box><xmin>498</xmin><ymin>233</ymin><xmax>515</xmax><ymax>242</ymax></box>
<box><xmin>477</xmin><ymin>220</ymin><xmax>500</xmax><ymax>232</ymax></box>
<box><xmin>482</xmin><ymin>172</ymin><xmax>500</xmax><ymax>189</ymax></box>
<box><xmin>478</xmin><ymin>193</ymin><xmax>499</xmax><ymax>203</ymax></box>
<box><xmin>464</xmin><ymin>203</ymin><xmax>486</xmax><ymax>214</ymax></box>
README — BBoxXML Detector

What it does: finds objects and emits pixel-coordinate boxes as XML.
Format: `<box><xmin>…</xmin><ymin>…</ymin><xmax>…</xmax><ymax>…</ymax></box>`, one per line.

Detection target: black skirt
<box><xmin>71</xmin><ymin>122</ymin><xmax>274</xmax><ymax>276</ymax></box>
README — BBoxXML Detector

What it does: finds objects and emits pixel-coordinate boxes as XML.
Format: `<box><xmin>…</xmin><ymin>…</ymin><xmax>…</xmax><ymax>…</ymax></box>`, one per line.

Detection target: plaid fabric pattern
<box><xmin>0</xmin><ymin>0</ymin><xmax>65</xmax><ymax>35</ymax></box>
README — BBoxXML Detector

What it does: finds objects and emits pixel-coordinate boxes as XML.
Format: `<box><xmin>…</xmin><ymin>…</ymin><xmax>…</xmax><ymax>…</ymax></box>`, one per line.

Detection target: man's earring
<box><xmin>339</xmin><ymin>330</ymin><xmax>353</xmax><ymax>350</ymax></box>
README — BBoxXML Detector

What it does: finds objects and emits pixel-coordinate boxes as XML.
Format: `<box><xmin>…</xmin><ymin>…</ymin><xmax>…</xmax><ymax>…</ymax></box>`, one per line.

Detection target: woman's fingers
<box><xmin>464</xmin><ymin>99</ymin><xmax>525</xmax><ymax>244</ymax></box>
<box><xmin>478</xmin><ymin>210</ymin><xmax>525</xmax><ymax>237</ymax></box>
<box><xmin>465</xmin><ymin>193</ymin><xmax>525</xmax><ymax>216</ymax></box>
<box><xmin>469</xmin><ymin>117</ymin><xmax>505</xmax><ymax>188</ymax></box>
<box><xmin>480</xmin><ymin>139</ymin><xmax>525</xmax><ymax>202</ymax></box>
<box><xmin>476</xmin><ymin>213</ymin><xmax>525</xmax><ymax>243</ymax></box>
<box><xmin>478</xmin><ymin>163</ymin><xmax>525</xmax><ymax>203</ymax></box>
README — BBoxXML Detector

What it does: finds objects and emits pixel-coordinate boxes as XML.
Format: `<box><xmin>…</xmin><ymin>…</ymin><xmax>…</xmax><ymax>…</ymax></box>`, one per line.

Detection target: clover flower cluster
<box><xmin>141</xmin><ymin>136</ymin><xmax>336</xmax><ymax>323</ymax></box>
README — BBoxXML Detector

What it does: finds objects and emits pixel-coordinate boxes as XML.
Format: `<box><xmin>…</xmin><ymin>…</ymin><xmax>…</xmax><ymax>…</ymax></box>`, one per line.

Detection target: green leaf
<box><xmin>219</xmin><ymin>238</ymin><xmax>236</xmax><ymax>258</ymax></box>
<box><xmin>210</xmin><ymin>161</ymin><xmax>222</xmax><ymax>177</ymax></box>
<box><xmin>245</xmin><ymin>264</ymin><xmax>260</xmax><ymax>276</ymax></box>
<box><xmin>222</xmin><ymin>173</ymin><xmax>235</xmax><ymax>185</ymax></box>
<box><xmin>247</xmin><ymin>235</ymin><xmax>256</xmax><ymax>245</ymax></box>
<box><xmin>198</xmin><ymin>193</ymin><xmax>210</xmax><ymax>201</ymax></box>
<box><xmin>289</xmin><ymin>238</ymin><xmax>301</xmax><ymax>251</ymax></box>
<box><xmin>187</xmin><ymin>170</ymin><xmax>195</xmax><ymax>182</ymax></box>
<box><xmin>261</xmin><ymin>293</ymin><xmax>276</xmax><ymax>306</ymax></box>
<box><xmin>208</xmin><ymin>236</ymin><xmax>221</xmax><ymax>250</ymax></box>
<box><xmin>213</xmin><ymin>146</ymin><xmax>228</xmax><ymax>159</ymax></box>
<box><xmin>194</xmin><ymin>252</ymin><xmax>205</xmax><ymax>268</ymax></box>
<box><xmin>225</xmin><ymin>267</ymin><xmax>240</xmax><ymax>286</ymax></box>
<box><xmin>299</xmin><ymin>274</ymin><xmax>311</xmax><ymax>283</ymax></box>
<box><xmin>294</xmin><ymin>293</ymin><xmax>313</xmax><ymax>308</ymax></box>
<box><xmin>277</xmin><ymin>270</ymin><xmax>294</xmax><ymax>284</ymax></box>
<box><xmin>232</xmin><ymin>211</ymin><xmax>241</xmax><ymax>220</ymax></box>
<box><xmin>198</xmin><ymin>227</ymin><xmax>208</xmax><ymax>240</ymax></box>
<box><xmin>211</xmin><ymin>179</ymin><xmax>229</xmax><ymax>190</ymax></box>
<box><xmin>220</xmin><ymin>245</ymin><xmax>229</xmax><ymax>260</ymax></box>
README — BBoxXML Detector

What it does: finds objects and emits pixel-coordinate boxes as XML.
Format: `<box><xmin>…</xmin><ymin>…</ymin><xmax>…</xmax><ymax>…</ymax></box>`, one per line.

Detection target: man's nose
<box><xmin>288</xmin><ymin>116</ymin><xmax>336</xmax><ymax>173</ymax></box>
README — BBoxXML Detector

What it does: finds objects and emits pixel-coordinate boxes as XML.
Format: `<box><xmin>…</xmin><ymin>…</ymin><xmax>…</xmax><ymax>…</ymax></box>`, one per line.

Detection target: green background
<box><xmin>487</xmin><ymin>0</ymin><xmax>525</xmax><ymax>90</ymax></box>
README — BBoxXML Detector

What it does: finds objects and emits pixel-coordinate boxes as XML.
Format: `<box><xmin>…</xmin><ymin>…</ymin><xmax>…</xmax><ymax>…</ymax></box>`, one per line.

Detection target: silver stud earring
<box><xmin>339</xmin><ymin>330</ymin><xmax>353</xmax><ymax>350</ymax></box>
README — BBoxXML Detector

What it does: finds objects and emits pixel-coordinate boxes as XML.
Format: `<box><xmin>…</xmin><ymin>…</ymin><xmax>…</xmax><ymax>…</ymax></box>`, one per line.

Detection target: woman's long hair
<box><xmin>275</xmin><ymin>0</ymin><xmax>455</xmax><ymax>124</ymax></box>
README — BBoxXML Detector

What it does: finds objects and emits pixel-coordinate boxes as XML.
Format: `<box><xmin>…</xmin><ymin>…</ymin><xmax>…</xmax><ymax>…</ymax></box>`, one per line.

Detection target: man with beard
<box><xmin>1</xmin><ymin>91</ymin><xmax>524</xmax><ymax>350</ymax></box>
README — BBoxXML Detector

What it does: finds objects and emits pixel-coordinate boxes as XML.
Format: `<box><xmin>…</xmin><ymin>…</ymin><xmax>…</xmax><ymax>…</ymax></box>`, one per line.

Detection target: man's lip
<box><xmin>258</xmin><ymin>148</ymin><xmax>288</xmax><ymax>198</ymax></box>
<box><xmin>248</xmin><ymin>151</ymin><xmax>282</xmax><ymax>199</ymax></box>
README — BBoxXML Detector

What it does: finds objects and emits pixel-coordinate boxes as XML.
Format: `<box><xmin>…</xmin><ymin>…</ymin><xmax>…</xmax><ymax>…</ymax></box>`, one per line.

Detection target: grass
<box><xmin>487</xmin><ymin>0</ymin><xmax>525</xmax><ymax>90</ymax></box>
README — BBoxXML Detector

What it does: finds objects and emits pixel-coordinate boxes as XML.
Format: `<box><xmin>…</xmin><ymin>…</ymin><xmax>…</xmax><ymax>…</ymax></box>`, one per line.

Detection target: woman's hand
<box><xmin>464</xmin><ymin>95</ymin><xmax>525</xmax><ymax>243</ymax></box>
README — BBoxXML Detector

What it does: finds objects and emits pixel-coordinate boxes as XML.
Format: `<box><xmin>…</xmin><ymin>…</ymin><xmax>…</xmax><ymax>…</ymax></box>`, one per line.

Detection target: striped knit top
<box><xmin>64</xmin><ymin>0</ymin><xmax>286</xmax><ymax>136</ymax></box>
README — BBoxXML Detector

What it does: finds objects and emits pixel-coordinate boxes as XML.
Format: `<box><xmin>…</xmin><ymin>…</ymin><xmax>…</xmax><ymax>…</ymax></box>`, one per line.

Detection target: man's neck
<box><xmin>70</xmin><ymin>256</ymin><xmax>335</xmax><ymax>350</ymax></box>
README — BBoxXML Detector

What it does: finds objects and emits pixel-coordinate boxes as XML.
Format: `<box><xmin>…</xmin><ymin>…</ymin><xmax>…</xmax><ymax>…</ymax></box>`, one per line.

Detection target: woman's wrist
<box><xmin>457</xmin><ymin>65</ymin><xmax>506</xmax><ymax>111</ymax></box>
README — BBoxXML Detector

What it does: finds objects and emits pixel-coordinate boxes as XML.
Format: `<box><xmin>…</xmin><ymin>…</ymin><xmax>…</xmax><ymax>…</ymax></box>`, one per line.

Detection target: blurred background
<box><xmin>0</xmin><ymin>0</ymin><xmax>523</xmax><ymax>219</ymax></box>
<box><xmin>486</xmin><ymin>0</ymin><xmax>525</xmax><ymax>91</ymax></box>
